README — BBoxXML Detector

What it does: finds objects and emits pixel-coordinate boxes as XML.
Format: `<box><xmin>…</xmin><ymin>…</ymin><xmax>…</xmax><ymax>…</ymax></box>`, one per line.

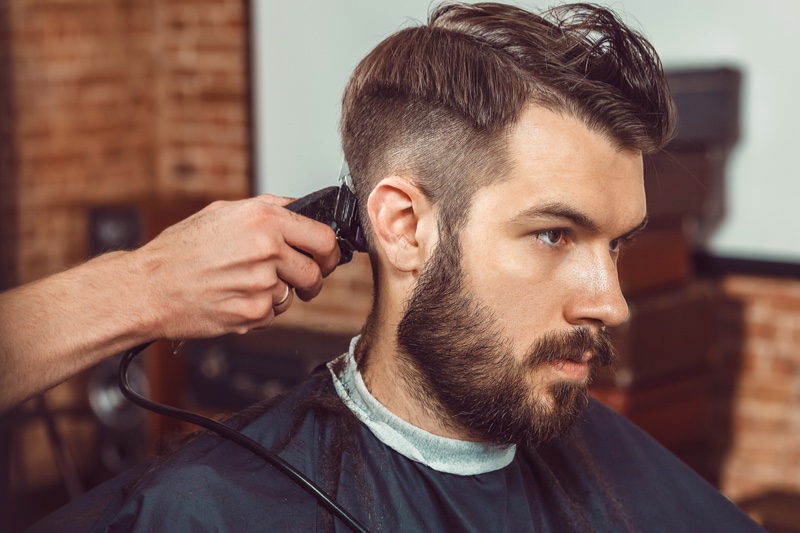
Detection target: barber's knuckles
<box><xmin>235</xmin><ymin>295</ymin><xmax>278</xmax><ymax>326</ymax></box>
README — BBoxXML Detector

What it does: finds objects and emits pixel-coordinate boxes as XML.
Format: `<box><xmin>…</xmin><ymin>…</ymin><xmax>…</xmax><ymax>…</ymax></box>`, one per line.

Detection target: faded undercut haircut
<box><xmin>340</xmin><ymin>1</ymin><xmax>676</xmax><ymax>261</ymax></box>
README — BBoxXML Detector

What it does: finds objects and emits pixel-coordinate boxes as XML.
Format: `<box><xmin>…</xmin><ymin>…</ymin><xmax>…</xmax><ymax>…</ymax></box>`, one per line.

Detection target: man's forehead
<box><xmin>507</xmin><ymin>106</ymin><xmax>642</xmax><ymax>167</ymax></box>
<box><xmin>460</xmin><ymin>107</ymin><xmax>647</xmax><ymax>234</ymax></box>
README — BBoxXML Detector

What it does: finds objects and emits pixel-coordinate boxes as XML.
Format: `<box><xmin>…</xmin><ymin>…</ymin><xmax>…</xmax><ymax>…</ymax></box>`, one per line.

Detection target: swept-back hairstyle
<box><xmin>341</xmin><ymin>1</ymin><xmax>676</xmax><ymax>249</ymax></box>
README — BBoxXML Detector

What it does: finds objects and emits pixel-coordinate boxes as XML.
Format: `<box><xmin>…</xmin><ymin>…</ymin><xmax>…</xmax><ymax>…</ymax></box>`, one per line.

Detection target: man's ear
<box><xmin>367</xmin><ymin>176</ymin><xmax>435</xmax><ymax>273</ymax></box>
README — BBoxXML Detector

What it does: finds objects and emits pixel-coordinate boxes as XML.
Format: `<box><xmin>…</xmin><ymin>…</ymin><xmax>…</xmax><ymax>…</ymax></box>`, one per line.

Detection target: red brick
<box><xmin>771</xmin><ymin>357</ymin><xmax>797</xmax><ymax>375</ymax></box>
<box><xmin>770</xmin><ymin>296</ymin><xmax>800</xmax><ymax>314</ymax></box>
<box><xmin>713</xmin><ymin>274</ymin><xmax>800</xmax><ymax>500</ymax></box>
<box><xmin>744</xmin><ymin>320</ymin><xmax>777</xmax><ymax>340</ymax></box>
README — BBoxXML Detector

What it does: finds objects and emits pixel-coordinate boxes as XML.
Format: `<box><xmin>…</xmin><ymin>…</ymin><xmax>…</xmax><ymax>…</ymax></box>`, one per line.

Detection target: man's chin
<box><xmin>535</xmin><ymin>380</ymin><xmax>587</xmax><ymax>409</ymax></box>
<box><xmin>551</xmin><ymin>379</ymin><xmax>590</xmax><ymax>407</ymax></box>
<box><xmin>478</xmin><ymin>382</ymin><xmax>590</xmax><ymax>448</ymax></box>
<box><xmin>526</xmin><ymin>381</ymin><xmax>589</xmax><ymax>445</ymax></box>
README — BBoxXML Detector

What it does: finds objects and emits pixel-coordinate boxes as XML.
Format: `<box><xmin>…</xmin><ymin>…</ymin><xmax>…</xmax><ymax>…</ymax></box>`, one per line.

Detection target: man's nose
<box><xmin>565</xmin><ymin>250</ymin><xmax>629</xmax><ymax>328</ymax></box>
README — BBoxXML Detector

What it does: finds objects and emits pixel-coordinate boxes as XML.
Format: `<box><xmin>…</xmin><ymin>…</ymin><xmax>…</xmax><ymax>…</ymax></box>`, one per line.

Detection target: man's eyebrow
<box><xmin>511</xmin><ymin>202</ymin><xmax>600</xmax><ymax>232</ymax></box>
<box><xmin>511</xmin><ymin>202</ymin><xmax>649</xmax><ymax>240</ymax></box>
<box><xmin>615</xmin><ymin>215</ymin><xmax>649</xmax><ymax>243</ymax></box>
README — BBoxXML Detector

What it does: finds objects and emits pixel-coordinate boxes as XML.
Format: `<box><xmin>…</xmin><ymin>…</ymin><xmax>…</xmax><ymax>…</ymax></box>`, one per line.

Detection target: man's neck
<box><xmin>331</xmin><ymin>335</ymin><xmax>517</xmax><ymax>475</ymax></box>
<box><xmin>356</xmin><ymin>325</ymin><xmax>476</xmax><ymax>442</ymax></box>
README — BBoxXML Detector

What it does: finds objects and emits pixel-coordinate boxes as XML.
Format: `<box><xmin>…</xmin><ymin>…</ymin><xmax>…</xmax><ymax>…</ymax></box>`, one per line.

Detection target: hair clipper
<box><xmin>285</xmin><ymin>177</ymin><xmax>368</xmax><ymax>265</ymax></box>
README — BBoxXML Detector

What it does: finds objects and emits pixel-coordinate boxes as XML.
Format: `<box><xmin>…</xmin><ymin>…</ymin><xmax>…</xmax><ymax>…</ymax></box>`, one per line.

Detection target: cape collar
<box><xmin>328</xmin><ymin>336</ymin><xmax>516</xmax><ymax>476</ymax></box>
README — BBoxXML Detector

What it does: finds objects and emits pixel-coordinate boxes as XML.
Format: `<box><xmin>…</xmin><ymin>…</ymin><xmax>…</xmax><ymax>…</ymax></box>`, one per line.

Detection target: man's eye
<box><xmin>536</xmin><ymin>229</ymin><xmax>567</xmax><ymax>247</ymax></box>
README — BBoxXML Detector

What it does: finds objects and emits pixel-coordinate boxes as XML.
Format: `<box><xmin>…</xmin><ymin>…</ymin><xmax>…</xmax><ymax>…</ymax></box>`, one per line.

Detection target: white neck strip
<box><xmin>328</xmin><ymin>337</ymin><xmax>516</xmax><ymax>476</ymax></box>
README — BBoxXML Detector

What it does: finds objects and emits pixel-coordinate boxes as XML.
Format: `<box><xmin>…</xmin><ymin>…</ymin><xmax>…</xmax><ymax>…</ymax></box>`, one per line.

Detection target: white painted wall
<box><xmin>251</xmin><ymin>0</ymin><xmax>436</xmax><ymax>196</ymax></box>
<box><xmin>252</xmin><ymin>0</ymin><xmax>800</xmax><ymax>263</ymax></box>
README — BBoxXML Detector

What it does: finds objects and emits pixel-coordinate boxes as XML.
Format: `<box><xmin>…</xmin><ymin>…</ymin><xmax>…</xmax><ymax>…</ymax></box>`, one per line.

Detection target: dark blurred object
<box><xmin>89</xmin><ymin>199</ymin><xmax>208</xmax><ymax>254</ymax></box>
<box><xmin>185</xmin><ymin>328</ymin><xmax>353</xmax><ymax>412</ymax></box>
<box><xmin>616</xmin><ymin>69</ymin><xmax>741</xmax><ymax>295</ymax></box>
<box><xmin>618</xmin><ymin>219</ymin><xmax>691</xmax><ymax>294</ymax></box>
<box><xmin>694</xmin><ymin>254</ymin><xmax>800</xmax><ymax>279</ymax></box>
<box><xmin>592</xmin><ymin>282</ymin><xmax>721</xmax><ymax>477</ymax></box>
<box><xmin>668</xmin><ymin>67</ymin><xmax>741</xmax><ymax>247</ymax></box>
<box><xmin>87</xmin><ymin>354</ymin><xmax>148</xmax><ymax>477</ymax></box>
<box><xmin>89</xmin><ymin>209</ymin><xmax>142</xmax><ymax>254</ymax></box>
<box><xmin>86</xmin><ymin>204</ymin><xmax>153</xmax><ymax>470</ymax></box>
<box><xmin>591</xmin><ymin>67</ymin><xmax>741</xmax><ymax>483</ymax></box>
<box><xmin>667</xmin><ymin>68</ymin><xmax>741</xmax><ymax>149</ymax></box>
<box><xmin>737</xmin><ymin>490</ymin><xmax>800</xmax><ymax>533</ymax></box>
<box><xmin>605</xmin><ymin>283</ymin><xmax>717</xmax><ymax>387</ymax></box>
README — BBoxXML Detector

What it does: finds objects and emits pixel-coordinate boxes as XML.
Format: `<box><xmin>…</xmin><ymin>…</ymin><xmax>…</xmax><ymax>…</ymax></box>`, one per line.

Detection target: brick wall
<box><xmin>8</xmin><ymin>0</ymin><xmax>157</xmax><ymax>283</ymax></box>
<box><xmin>1</xmin><ymin>0</ymin><xmax>250</xmax><ymax>503</ymax></box>
<box><xmin>0</xmin><ymin>0</ymin><xmax>16</xmax><ymax>291</ymax></box>
<box><xmin>3</xmin><ymin>0</ymin><xmax>249</xmax><ymax>286</ymax></box>
<box><xmin>155</xmin><ymin>0</ymin><xmax>250</xmax><ymax>197</ymax></box>
<box><xmin>711</xmin><ymin>274</ymin><xmax>800</xmax><ymax>501</ymax></box>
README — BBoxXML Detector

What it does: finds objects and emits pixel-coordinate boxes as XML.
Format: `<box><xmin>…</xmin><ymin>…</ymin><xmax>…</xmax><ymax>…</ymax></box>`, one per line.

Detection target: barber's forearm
<box><xmin>0</xmin><ymin>196</ymin><xmax>341</xmax><ymax>413</ymax></box>
<box><xmin>0</xmin><ymin>250</ymin><xmax>154</xmax><ymax>413</ymax></box>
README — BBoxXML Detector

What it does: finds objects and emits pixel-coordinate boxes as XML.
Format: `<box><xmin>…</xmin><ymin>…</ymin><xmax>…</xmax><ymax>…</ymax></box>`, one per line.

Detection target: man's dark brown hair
<box><xmin>341</xmin><ymin>1</ymin><xmax>676</xmax><ymax>254</ymax></box>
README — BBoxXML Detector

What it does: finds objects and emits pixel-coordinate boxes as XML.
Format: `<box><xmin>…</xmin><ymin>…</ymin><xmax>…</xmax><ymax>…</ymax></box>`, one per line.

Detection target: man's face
<box><xmin>396</xmin><ymin>106</ymin><xmax>646</xmax><ymax>447</ymax></box>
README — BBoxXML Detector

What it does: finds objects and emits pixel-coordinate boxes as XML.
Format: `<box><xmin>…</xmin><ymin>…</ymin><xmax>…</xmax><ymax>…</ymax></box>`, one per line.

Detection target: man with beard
<box><xmin>32</xmin><ymin>3</ymin><xmax>761</xmax><ymax>532</ymax></box>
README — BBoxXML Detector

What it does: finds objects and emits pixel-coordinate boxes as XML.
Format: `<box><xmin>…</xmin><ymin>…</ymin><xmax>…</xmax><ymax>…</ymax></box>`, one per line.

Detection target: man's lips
<box><xmin>525</xmin><ymin>327</ymin><xmax>616</xmax><ymax>372</ymax></box>
<box><xmin>563</xmin><ymin>350</ymin><xmax>592</xmax><ymax>365</ymax></box>
<box><xmin>550</xmin><ymin>357</ymin><xmax>590</xmax><ymax>380</ymax></box>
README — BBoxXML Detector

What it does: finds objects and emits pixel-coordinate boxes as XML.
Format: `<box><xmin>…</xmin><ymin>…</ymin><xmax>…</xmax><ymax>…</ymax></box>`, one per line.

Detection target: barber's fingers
<box><xmin>243</xmin><ymin>281</ymin><xmax>294</xmax><ymax>332</ymax></box>
<box><xmin>274</xmin><ymin>207</ymin><xmax>341</xmax><ymax>277</ymax></box>
<box><xmin>257</xmin><ymin>193</ymin><xmax>294</xmax><ymax>207</ymax></box>
<box><xmin>275</xmin><ymin>247</ymin><xmax>327</xmax><ymax>302</ymax></box>
<box><xmin>198</xmin><ymin>195</ymin><xmax>289</xmax><ymax>218</ymax></box>
<box><xmin>272</xmin><ymin>281</ymin><xmax>294</xmax><ymax>313</ymax></box>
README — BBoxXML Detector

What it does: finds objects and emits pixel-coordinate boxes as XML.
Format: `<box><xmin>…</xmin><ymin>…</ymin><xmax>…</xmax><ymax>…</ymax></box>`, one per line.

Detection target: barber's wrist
<box><xmin>114</xmin><ymin>247</ymin><xmax>164</xmax><ymax>343</ymax></box>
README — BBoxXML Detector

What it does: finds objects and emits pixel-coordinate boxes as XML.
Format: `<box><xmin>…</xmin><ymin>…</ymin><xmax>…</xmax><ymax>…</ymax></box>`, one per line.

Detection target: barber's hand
<box><xmin>130</xmin><ymin>195</ymin><xmax>341</xmax><ymax>339</ymax></box>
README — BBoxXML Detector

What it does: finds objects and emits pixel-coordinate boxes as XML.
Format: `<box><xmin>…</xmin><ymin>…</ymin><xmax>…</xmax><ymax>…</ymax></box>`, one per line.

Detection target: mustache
<box><xmin>526</xmin><ymin>327</ymin><xmax>617</xmax><ymax>369</ymax></box>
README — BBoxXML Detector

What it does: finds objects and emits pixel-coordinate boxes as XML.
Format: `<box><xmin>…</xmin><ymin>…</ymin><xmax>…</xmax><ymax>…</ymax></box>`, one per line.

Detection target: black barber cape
<box><xmin>32</xmin><ymin>363</ymin><xmax>762</xmax><ymax>532</ymax></box>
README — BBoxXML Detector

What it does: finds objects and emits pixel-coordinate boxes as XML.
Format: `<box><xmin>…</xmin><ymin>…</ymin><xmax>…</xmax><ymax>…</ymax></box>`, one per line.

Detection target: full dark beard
<box><xmin>396</xmin><ymin>233</ymin><xmax>618</xmax><ymax>448</ymax></box>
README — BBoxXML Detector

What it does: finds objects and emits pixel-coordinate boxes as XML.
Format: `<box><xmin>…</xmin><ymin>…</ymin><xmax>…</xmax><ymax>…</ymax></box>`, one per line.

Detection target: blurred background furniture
<box><xmin>591</xmin><ymin>68</ymin><xmax>741</xmax><ymax>482</ymax></box>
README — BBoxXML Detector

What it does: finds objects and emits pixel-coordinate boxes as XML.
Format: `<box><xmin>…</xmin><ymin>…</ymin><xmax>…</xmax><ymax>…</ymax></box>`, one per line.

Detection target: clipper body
<box><xmin>285</xmin><ymin>184</ymin><xmax>367</xmax><ymax>265</ymax></box>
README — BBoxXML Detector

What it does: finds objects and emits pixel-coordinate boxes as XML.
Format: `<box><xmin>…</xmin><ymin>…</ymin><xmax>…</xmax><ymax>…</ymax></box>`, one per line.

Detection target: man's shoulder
<box><xmin>31</xmin><ymin>368</ymin><xmax>348</xmax><ymax>532</ymax></box>
<box><xmin>137</xmin><ymin>366</ymin><xmax>346</xmax><ymax>484</ymax></box>
<box><xmin>518</xmin><ymin>397</ymin><xmax>762</xmax><ymax>532</ymax></box>
<box><xmin>552</xmin><ymin>396</ymin><xmax>708</xmax><ymax>489</ymax></box>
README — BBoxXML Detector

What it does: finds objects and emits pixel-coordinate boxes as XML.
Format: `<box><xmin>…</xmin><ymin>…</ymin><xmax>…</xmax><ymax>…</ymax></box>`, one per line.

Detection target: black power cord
<box><xmin>118</xmin><ymin>342</ymin><xmax>371</xmax><ymax>533</ymax></box>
